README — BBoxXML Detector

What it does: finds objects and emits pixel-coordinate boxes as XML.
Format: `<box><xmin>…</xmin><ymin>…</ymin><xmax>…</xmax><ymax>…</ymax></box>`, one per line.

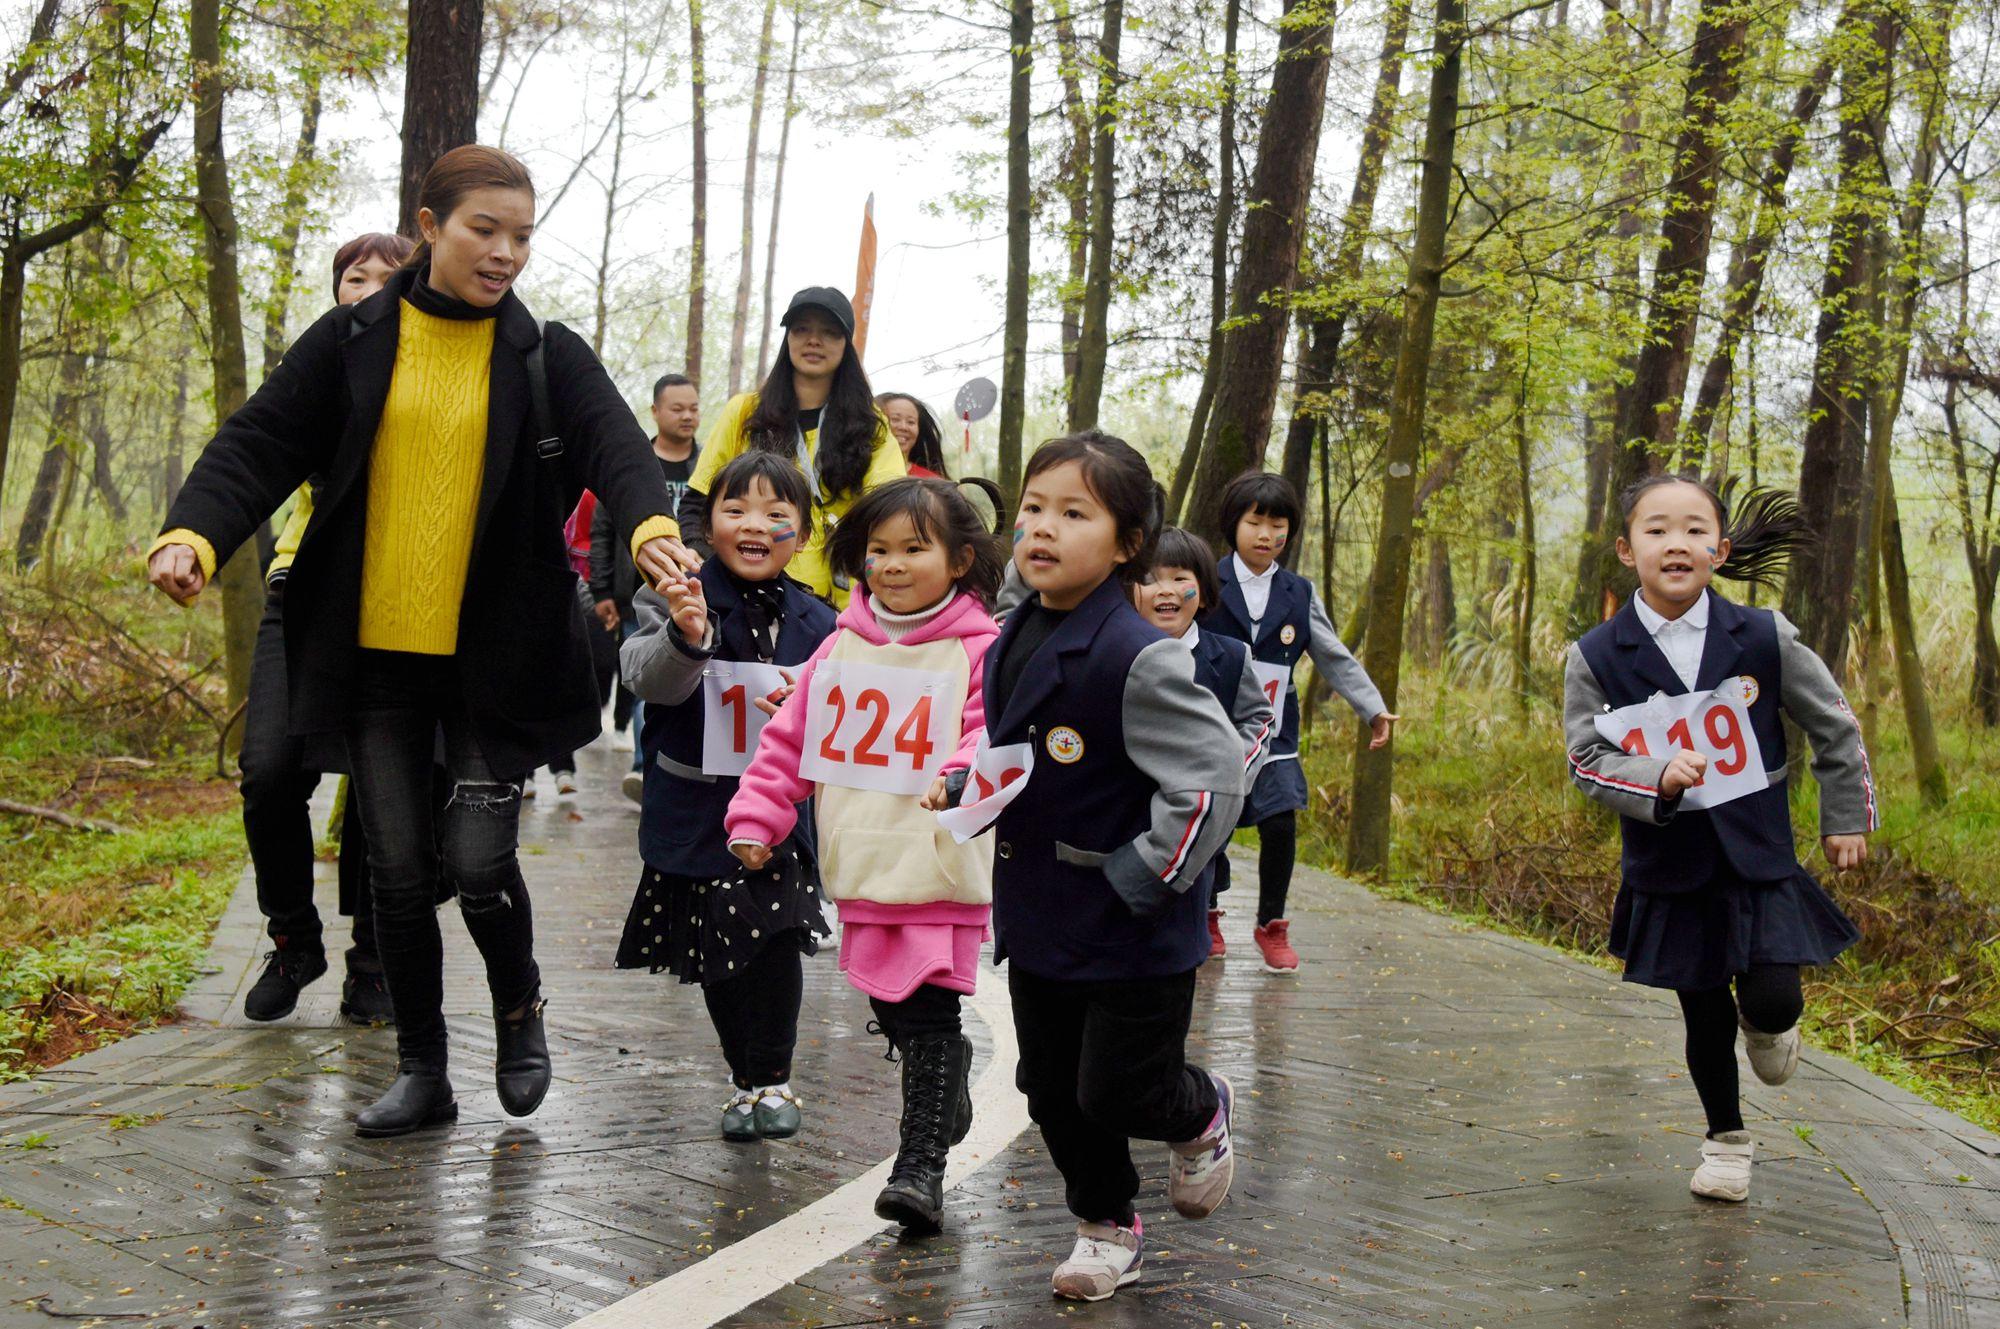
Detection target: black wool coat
<box><xmin>158</xmin><ymin>267</ymin><xmax>674</xmax><ymax>775</ymax></box>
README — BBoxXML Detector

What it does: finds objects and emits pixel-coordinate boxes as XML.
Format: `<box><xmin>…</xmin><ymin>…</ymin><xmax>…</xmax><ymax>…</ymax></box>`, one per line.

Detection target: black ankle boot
<box><xmin>495</xmin><ymin>996</ymin><xmax>551</xmax><ymax>1118</ymax></box>
<box><xmin>873</xmin><ymin>1034</ymin><xmax>964</xmax><ymax>1233</ymax></box>
<box><xmin>355</xmin><ymin>1061</ymin><xmax>457</xmax><ymax>1138</ymax></box>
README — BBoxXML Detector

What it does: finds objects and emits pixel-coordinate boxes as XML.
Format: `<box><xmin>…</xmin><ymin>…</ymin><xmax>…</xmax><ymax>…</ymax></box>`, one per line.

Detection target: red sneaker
<box><xmin>1252</xmin><ymin>919</ymin><xmax>1299</xmax><ymax>974</ymax></box>
<box><xmin>1207</xmin><ymin>909</ymin><xmax>1227</xmax><ymax>958</ymax></box>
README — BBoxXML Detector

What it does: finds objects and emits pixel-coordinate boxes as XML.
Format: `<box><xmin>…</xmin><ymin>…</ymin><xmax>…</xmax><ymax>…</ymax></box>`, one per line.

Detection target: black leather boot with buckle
<box><xmin>873</xmin><ymin>1034</ymin><xmax>967</xmax><ymax>1232</ymax></box>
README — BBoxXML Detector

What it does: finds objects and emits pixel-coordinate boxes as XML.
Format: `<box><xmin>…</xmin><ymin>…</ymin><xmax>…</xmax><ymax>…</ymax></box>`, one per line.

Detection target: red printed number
<box><xmin>1704</xmin><ymin>703</ymin><xmax>1747</xmax><ymax>775</ymax></box>
<box><xmin>720</xmin><ymin>684</ymin><xmax>749</xmax><ymax>753</ymax></box>
<box><xmin>818</xmin><ymin>686</ymin><xmax>851</xmax><ymax>763</ymax></box>
<box><xmin>894</xmin><ymin>696</ymin><xmax>935</xmax><ymax>767</ymax></box>
<box><xmin>1262</xmin><ymin>679</ymin><xmax>1282</xmax><ymax>708</ymax></box>
<box><xmin>1619</xmin><ymin>728</ymin><xmax>1648</xmax><ymax>757</ymax></box>
<box><xmin>852</xmin><ymin>690</ymin><xmax>892</xmax><ymax>767</ymax></box>
<box><xmin>820</xmin><ymin>688</ymin><xmax>933</xmax><ymax>770</ymax></box>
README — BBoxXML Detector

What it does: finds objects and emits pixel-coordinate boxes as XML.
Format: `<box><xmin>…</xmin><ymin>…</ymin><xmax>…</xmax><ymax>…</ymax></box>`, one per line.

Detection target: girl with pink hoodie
<box><xmin>727</xmin><ymin>477</ymin><xmax>1004</xmax><ymax>1235</ymax></box>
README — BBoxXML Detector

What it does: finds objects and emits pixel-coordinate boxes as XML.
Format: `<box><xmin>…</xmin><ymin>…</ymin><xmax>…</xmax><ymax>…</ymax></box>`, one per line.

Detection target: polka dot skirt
<box><xmin>613</xmin><ymin>846</ymin><xmax>828</xmax><ymax>986</ymax></box>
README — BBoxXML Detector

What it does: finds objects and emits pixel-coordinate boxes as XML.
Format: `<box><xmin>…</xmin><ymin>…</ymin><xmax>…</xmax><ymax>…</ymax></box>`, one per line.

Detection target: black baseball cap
<box><xmin>780</xmin><ymin>286</ymin><xmax>855</xmax><ymax>337</ymax></box>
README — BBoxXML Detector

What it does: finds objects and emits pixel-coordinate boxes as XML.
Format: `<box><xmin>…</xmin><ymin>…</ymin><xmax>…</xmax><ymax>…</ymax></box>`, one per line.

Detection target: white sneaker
<box><xmin>621</xmin><ymin>770</ymin><xmax>644</xmax><ymax>804</ymax></box>
<box><xmin>1168</xmin><ymin>1073</ymin><xmax>1234</xmax><ymax>1218</ymax></box>
<box><xmin>1051</xmin><ymin>1217</ymin><xmax>1143</xmax><ymax>1301</ymax></box>
<box><xmin>1740</xmin><ymin>1016</ymin><xmax>1801</xmax><ymax>1085</ymax></box>
<box><xmin>553</xmin><ymin>769</ymin><xmax>579</xmax><ymax>796</ymax></box>
<box><xmin>1690</xmin><ymin>1132</ymin><xmax>1753</xmax><ymax>1202</ymax></box>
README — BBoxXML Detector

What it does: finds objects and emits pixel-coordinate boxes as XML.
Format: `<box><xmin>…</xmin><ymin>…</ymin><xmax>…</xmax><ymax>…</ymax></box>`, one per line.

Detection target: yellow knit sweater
<box><xmin>357</xmin><ymin>303</ymin><xmax>496</xmax><ymax>654</ymax></box>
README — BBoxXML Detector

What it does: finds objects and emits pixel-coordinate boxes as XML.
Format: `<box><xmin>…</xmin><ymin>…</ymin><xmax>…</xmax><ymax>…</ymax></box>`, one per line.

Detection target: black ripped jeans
<box><xmin>346</xmin><ymin>650</ymin><xmax>541</xmax><ymax>1068</ymax></box>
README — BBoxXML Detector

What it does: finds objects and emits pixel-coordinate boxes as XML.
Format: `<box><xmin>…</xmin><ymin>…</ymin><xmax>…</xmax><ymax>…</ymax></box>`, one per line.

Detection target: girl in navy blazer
<box><xmin>979</xmin><ymin>433</ymin><xmax>1247</xmax><ymax>1303</ymax></box>
<box><xmin>615</xmin><ymin>454</ymin><xmax>837</xmax><ymax>1143</ymax></box>
<box><xmin>1565</xmin><ymin>476</ymin><xmax>1873</xmax><ymax>1205</ymax></box>
<box><xmin>1205</xmin><ymin>471</ymin><xmax>1394</xmax><ymax>973</ymax></box>
<box><xmin>1131</xmin><ymin>526</ymin><xmax>1276</xmax><ymax>960</ymax></box>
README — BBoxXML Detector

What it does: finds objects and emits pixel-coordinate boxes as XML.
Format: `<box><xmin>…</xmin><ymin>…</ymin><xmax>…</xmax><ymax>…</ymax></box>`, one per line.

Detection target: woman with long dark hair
<box><xmin>147</xmin><ymin>145</ymin><xmax>698</xmax><ymax>1137</ymax></box>
<box><xmin>876</xmin><ymin>392</ymin><xmax>949</xmax><ymax>478</ymax></box>
<box><xmin>677</xmin><ymin>287</ymin><xmax>905</xmax><ymax>604</ymax></box>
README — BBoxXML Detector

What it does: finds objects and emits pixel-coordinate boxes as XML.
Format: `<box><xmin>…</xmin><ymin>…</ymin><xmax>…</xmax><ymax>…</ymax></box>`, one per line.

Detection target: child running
<box><xmin>1132</xmin><ymin>526</ymin><xmax>1276</xmax><ymax>959</ymax></box>
<box><xmin>615</xmin><ymin>453</ymin><xmax>837</xmax><ymax>1142</ymax></box>
<box><xmin>1205</xmin><ymin>471</ymin><xmax>1395</xmax><ymax>973</ymax></box>
<box><xmin>726</xmin><ymin>476</ymin><xmax>1004</xmax><ymax>1234</ymax></box>
<box><xmin>1564</xmin><ymin>475</ymin><xmax>1872</xmax><ymax>1204</ymax></box>
<box><xmin>983</xmin><ymin>432</ymin><xmax>1247</xmax><ymax>1302</ymax></box>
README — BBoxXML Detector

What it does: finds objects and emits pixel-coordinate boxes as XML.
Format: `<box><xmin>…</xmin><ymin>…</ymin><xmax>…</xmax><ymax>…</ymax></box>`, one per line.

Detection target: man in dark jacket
<box><xmin>591</xmin><ymin>372</ymin><xmax>699</xmax><ymax>800</ymax></box>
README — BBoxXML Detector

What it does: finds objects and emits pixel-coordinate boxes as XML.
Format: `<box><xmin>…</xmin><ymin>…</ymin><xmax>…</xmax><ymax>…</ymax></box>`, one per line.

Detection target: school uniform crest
<box><xmin>1279</xmin><ymin>624</ymin><xmax>1297</xmax><ymax>645</ymax></box>
<box><xmin>1045</xmin><ymin>726</ymin><xmax>1085</xmax><ymax>764</ymax></box>
<box><xmin>1736</xmin><ymin>674</ymin><xmax>1760</xmax><ymax>705</ymax></box>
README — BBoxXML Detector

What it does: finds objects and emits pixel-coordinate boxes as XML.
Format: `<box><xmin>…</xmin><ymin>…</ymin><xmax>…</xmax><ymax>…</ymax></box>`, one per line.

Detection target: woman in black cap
<box><xmin>674</xmin><ymin>286</ymin><xmax>905</xmax><ymax>605</ymax></box>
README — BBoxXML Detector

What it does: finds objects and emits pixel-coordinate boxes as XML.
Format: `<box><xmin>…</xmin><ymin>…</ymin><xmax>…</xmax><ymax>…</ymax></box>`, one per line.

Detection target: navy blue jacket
<box><xmin>984</xmin><ymin>579</ymin><xmax>1245</xmax><ymax>981</ymax></box>
<box><xmin>623</xmin><ymin>564</ymin><xmax>835</xmax><ymax>879</ymax></box>
<box><xmin>1572</xmin><ymin>594</ymin><xmax>1796</xmax><ymax>893</ymax></box>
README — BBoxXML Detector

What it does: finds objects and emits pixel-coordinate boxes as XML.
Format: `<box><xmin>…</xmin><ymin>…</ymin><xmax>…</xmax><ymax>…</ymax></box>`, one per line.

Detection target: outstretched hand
<box><xmin>664</xmin><ymin>577</ymin><xmax>708</xmax><ymax>642</ymax></box>
<box><xmin>148</xmin><ymin>544</ymin><xmax>206</xmax><ymax>606</ymax></box>
<box><xmin>636</xmin><ymin>535</ymin><xmax>702</xmax><ymax>589</ymax></box>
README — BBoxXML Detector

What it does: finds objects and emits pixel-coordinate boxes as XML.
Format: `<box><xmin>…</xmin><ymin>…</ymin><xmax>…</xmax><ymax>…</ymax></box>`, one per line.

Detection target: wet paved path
<box><xmin>2</xmin><ymin>737</ymin><xmax>1998</xmax><ymax>1327</ymax></box>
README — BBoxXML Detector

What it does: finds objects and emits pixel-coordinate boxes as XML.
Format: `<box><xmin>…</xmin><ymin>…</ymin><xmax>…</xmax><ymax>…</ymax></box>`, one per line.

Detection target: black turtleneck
<box><xmin>406</xmin><ymin>266</ymin><xmax>503</xmax><ymax>321</ymax></box>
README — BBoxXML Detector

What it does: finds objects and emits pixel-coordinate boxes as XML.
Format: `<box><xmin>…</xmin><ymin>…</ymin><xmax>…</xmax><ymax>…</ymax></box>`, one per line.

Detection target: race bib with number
<box><xmin>1591</xmin><ymin>678</ymin><xmax>1767</xmax><ymax>812</ymax></box>
<box><xmin>798</xmin><ymin>660</ymin><xmax>956</xmax><ymax>795</ymax></box>
<box><xmin>936</xmin><ymin>738</ymin><xmax>1035</xmax><ymax>842</ymax></box>
<box><xmin>1250</xmin><ymin>659</ymin><xmax>1290</xmax><ymax>712</ymax></box>
<box><xmin>701</xmin><ymin>661</ymin><xmax>793</xmax><ymax>777</ymax></box>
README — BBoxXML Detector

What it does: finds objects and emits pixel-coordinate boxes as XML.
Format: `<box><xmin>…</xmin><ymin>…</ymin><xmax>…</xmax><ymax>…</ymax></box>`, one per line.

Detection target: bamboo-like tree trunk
<box><xmin>1186</xmin><ymin>0</ymin><xmax>1337</xmax><ymax>544</ymax></box>
<box><xmin>1052</xmin><ymin>0</ymin><xmax>1093</xmax><ymax>396</ymax></box>
<box><xmin>998</xmin><ymin>0</ymin><xmax>1035</xmax><ymax>507</ymax></box>
<box><xmin>192</xmin><ymin>0</ymin><xmax>263</xmax><ymax>748</ymax></box>
<box><xmin>398</xmin><ymin>0</ymin><xmax>485</xmax><ymax>235</ymax></box>
<box><xmin>1512</xmin><ymin>359</ymin><xmax>1536</xmax><ymax>709</ymax></box>
<box><xmin>686</xmin><ymin>0</ymin><xmax>709</xmax><ymax>388</ymax></box>
<box><xmin>1068</xmin><ymin>0</ymin><xmax>1122</xmax><ymax>432</ymax></box>
<box><xmin>1164</xmin><ymin>0</ymin><xmax>1242</xmax><ymax>522</ymax></box>
<box><xmin>728</xmin><ymin>0</ymin><xmax>778</xmax><ymax>395</ymax></box>
<box><xmin>756</xmin><ymin>7</ymin><xmax>801</xmax><ymax>376</ymax></box>
<box><xmin>262</xmin><ymin>74</ymin><xmax>323</xmax><ymax>378</ymax></box>
<box><xmin>1272</xmin><ymin>0</ymin><xmax>1412</xmax><ymax>525</ymax></box>
<box><xmin>1346</xmin><ymin>0</ymin><xmax>1463</xmax><ymax>876</ymax></box>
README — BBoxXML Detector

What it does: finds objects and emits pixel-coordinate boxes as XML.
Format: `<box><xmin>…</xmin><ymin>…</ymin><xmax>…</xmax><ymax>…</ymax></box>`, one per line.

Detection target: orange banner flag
<box><xmin>853</xmin><ymin>193</ymin><xmax>878</xmax><ymax>362</ymax></box>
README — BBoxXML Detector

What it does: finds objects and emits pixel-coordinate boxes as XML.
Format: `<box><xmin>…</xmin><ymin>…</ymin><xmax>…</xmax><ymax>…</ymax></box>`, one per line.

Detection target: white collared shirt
<box><xmin>1633</xmin><ymin>590</ymin><xmax>1709</xmax><ymax>692</ymax></box>
<box><xmin>1236</xmin><ymin>557</ymin><xmax>1280</xmax><ymax>627</ymax></box>
<box><xmin>1182</xmin><ymin>623</ymin><xmax>1201</xmax><ymax>651</ymax></box>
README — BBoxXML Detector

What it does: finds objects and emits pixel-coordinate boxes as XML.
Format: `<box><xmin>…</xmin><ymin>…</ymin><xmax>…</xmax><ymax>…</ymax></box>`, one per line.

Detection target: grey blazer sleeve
<box><xmin>1563</xmin><ymin>644</ymin><xmax>1678</xmax><ymax>824</ymax></box>
<box><xmin>1775</xmin><ymin>610</ymin><xmax>1879</xmax><ymax>835</ymax></box>
<box><xmin>619</xmin><ymin>585</ymin><xmax>714</xmax><ymax>706</ymax></box>
<box><xmin>1306</xmin><ymin>584</ymin><xmax>1386</xmax><ymax>721</ymax></box>
<box><xmin>1229</xmin><ymin>648</ymin><xmax>1278</xmax><ymax>791</ymax></box>
<box><xmin>1103</xmin><ymin>639</ymin><xmax>1249</xmax><ymax>917</ymax></box>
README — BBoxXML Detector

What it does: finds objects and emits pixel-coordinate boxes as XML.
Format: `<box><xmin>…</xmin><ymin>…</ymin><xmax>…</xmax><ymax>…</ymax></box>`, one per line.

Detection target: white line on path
<box><xmin>570</xmin><ymin>979</ymin><xmax>1033</xmax><ymax>1329</ymax></box>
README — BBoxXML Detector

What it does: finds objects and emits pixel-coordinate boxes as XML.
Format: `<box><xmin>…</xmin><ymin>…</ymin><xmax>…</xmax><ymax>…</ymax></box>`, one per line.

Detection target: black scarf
<box><xmin>731</xmin><ymin>575</ymin><xmax>788</xmax><ymax>663</ymax></box>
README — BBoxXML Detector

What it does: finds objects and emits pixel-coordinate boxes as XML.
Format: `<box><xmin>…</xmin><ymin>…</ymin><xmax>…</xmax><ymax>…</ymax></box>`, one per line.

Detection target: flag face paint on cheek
<box><xmin>771</xmin><ymin>521</ymin><xmax>797</xmax><ymax>544</ymax></box>
<box><xmin>864</xmin><ymin>555</ymin><xmax>878</xmax><ymax>578</ymax></box>
<box><xmin>1181</xmin><ymin>586</ymin><xmax>1198</xmax><ymax>601</ymax></box>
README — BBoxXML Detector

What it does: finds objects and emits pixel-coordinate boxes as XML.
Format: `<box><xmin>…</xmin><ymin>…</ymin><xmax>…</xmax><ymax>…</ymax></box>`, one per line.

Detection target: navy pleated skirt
<box><xmin>1610</xmin><ymin>864</ymin><xmax>1859</xmax><ymax>992</ymax></box>
<box><xmin>1241</xmin><ymin>756</ymin><xmax>1310</xmax><ymax>825</ymax></box>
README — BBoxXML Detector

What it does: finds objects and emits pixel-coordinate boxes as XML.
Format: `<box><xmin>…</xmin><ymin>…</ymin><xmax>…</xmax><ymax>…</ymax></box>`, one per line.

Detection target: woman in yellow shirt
<box><xmin>677</xmin><ymin>287</ymin><xmax>905</xmax><ymax>604</ymax></box>
<box><xmin>147</xmin><ymin>147</ymin><xmax>699</xmax><ymax>1140</ymax></box>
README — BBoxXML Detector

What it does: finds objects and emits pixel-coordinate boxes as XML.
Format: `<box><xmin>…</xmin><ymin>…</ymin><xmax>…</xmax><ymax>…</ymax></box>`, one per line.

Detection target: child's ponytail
<box><xmin>1617</xmin><ymin>474</ymin><xmax>1813</xmax><ymax>592</ymax></box>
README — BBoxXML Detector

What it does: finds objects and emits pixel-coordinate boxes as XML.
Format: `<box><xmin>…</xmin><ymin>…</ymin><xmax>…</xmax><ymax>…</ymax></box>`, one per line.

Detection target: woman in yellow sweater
<box><xmin>146</xmin><ymin>146</ymin><xmax>699</xmax><ymax>1139</ymax></box>
<box><xmin>676</xmin><ymin>287</ymin><xmax>906</xmax><ymax>604</ymax></box>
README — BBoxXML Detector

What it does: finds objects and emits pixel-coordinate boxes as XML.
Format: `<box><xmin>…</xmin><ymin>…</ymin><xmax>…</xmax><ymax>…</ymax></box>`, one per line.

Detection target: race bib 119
<box><xmin>798</xmin><ymin>659</ymin><xmax>956</xmax><ymax>795</ymax></box>
<box><xmin>701</xmin><ymin>661</ymin><xmax>794</xmax><ymax>777</ymax></box>
<box><xmin>1591</xmin><ymin>678</ymin><xmax>1767</xmax><ymax>812</ymax></box>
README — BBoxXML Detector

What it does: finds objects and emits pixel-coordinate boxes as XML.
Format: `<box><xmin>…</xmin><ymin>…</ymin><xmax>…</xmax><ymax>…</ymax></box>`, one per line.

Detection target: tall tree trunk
<box><xmin>686</xmin><ymin>0</ymin><xmax>709</xmax><ymax>389</ymax></box>
<box><xmin>398</xmin><ymin>0</ymin><xmax>486</xmax><ymax>235</ymax></box>
<box><xmin>1577</xmin><ymin>0</ymin><xmax>1751</xmax><ymax>611</ymax></box>
<box><xmin>262</xmin><ymin>73</ymin><xmax>323</xmax><ymax>378</ymax></box>
<box><xmin>1187</xmin><ymin>0</ymin><xmax>1337</xmax><ymax>544</ymax></box>
<box><xmin>1164</xmin><ymin>0</ymin><xmax>1241</xmax><ymax>523</ymax></box>
<box><xmin>1679</xmin><ymin>52</ymin><xmax>1835</xmax><ymax>463</ymax></box>
<box><xmin>1785</xmin><ymin>1</ymin><xmax>1899</xmax><ymax>674</ymax></box>
<box><xmin>1941</xmin><ymin>185</ymin><xmax>2000</xmax><ymax>724</ymax></box>
<box><xmin>1052</xmin><ymin>0</ymin><xmax>1093</xmax><ymax>396</ymax></box>
<box><xmin>162</xmin><ymin>339</ymin><xmax>191</xmax><ymax>518</ymax></box>
<box><xmin>1068</xmin><ymin>0</ymin><xmax>1123</xmax><ymax>432</ymax></box>
<box><xmin>1273</xmin><ymin>0</ymin><xmax>1412</xmax><ymax>522</ymax></box>
<box><xmin>998</xmin><ymin>0</ymin><xmax>1034</xmax><ymax>508</ymax></box>
<box><xmin>12</xmin><ymin>344</ymin><xmax>82</xmax><ymax>568</ymax></box>
<box><xmin>728</xmin><ymin>0</ymin><xmax>778</xmax><ymax>395</ymax></box>
<box><xmin>192</xmin><ymin>0</ymin><xmax>263</xmax><ymax>749</ymax></box>
<box><xmin>1346</xmin><ymin>0</ymin><xmax>1463</xmax><ymax>876</ymax></box>
<box><xmin>1512</xmin><ymin>360</ymin><xmax>1537</xmax><ymax>708</ymax></box>
<box><xmin>757</xmin><ymin>7</ymin><xmax>801</xmax><ymax>376</ymax></box>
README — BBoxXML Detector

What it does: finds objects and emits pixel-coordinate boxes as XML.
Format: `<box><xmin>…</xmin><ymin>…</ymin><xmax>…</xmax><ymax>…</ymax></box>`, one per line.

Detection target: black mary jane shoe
<box><xmin>354</xmin><ymin>1062</ymin><xmax>458</xmax><ymax>1138</ymax></box>
<box><xmin>495</xmin><ymin>997</ymin><xmax>552</xmax><ymax>1118</ymax></box>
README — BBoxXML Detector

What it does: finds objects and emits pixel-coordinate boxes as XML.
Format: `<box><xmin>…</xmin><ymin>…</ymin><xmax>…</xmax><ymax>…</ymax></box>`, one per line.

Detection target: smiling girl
<box><xmin>147</xmin><ymin>145</ymin><xmax>698</xmax><ymax>1138</ymax></box>
<box><xmin>1564</xmin><ymin>476</ymin><xmax>1873</xmax><ymax>1205</ymax></box>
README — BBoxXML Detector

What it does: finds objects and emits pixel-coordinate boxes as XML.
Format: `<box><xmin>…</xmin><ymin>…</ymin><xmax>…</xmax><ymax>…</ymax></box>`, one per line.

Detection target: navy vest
<box><xmin>637</xmin><ymin>564</ymin><xmax>836</xmax><ymax>879</ymax></box>
<box><xmin>1189</xmin><ymin>627</ymin><xmax>1250</xmax><ymax>717</ymax></box>
<box><xmin>985</xmin><ymin>577</ymin><xmax>1207</xmax><ymax>979</ymax></box>
<box><xmin>1575</xmin><ymin>591</ymin><xmax>1796</xmax><ymax>893</ymax></box>
<box><xmin>1208</xmin><ymin>556</ymin><xmax>1312</xmax><ymax>753</ymax></box>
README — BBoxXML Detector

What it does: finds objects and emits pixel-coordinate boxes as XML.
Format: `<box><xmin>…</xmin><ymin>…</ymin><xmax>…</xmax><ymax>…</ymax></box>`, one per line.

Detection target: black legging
<box><xmin>869</xmin><ymin>983</ymin><xmax>963</xmax><ymax>1052</ymax></box>
<box><xmin>1209</xmin><ymin>810</ymin><xmax>1301</xmax><ymax>926</ymax></box>
<box><xmin>1675</xmin><ymin>964</ymin><xmax>1804</xmax><ymax>1137</ymax></box>
<box><xmin>702</xmin><ymin>939</ymin><xmax>805</xmax><ymax>1090</ymax></box>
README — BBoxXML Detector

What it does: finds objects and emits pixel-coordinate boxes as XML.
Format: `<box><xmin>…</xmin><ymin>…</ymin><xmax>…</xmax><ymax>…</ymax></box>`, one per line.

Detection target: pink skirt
<box><xmin>835</xmin><ymin>900</ymin><xmax>990</xmax><ymax>1002</ymax></box>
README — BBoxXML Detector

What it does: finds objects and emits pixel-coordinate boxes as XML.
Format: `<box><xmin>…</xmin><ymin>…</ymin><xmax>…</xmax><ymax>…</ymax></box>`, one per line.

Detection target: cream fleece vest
<box><xmin>814</xmin><ymin>631</ymin><xmax>995</xmax><ymax>906</ymax></box>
